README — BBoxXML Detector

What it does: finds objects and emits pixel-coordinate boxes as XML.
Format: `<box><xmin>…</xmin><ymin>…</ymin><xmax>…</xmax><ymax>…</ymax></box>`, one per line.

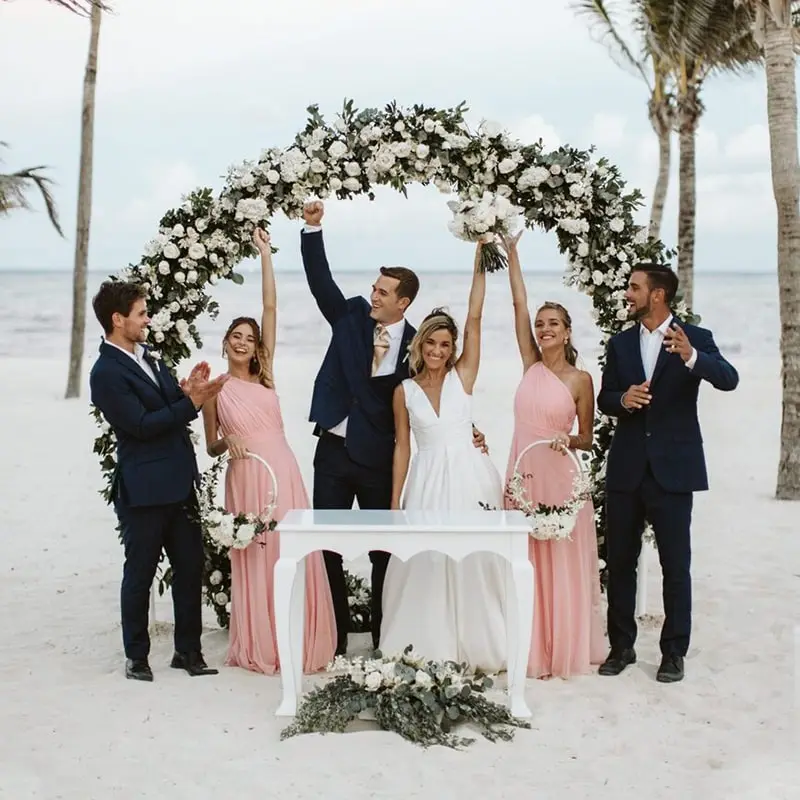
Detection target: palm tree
<box><xmin>0</xmin><ymin>144</ymin><xmax>64</xmax><ymax>236</ymax></box>
<box><xmin>743</xmin><ymin>0</ymin><xmax>799</xmax><ymax>500</ymax></box>
<box><xmin>574</xmin><ymin>1</ymin><xmax>676</xmax><ymax>239</ymax></box>
<box><xmin>65</xmin><ymin>0</ymin><xmax>103</xmax><ymax>399</ymax></box>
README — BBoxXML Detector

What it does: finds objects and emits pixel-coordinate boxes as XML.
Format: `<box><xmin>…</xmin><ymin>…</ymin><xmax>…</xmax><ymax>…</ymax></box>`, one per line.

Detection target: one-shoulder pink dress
<box><xmin>505</xmin><ymin>362</ymin><xmax>606</xmax><ymax>678</ymax></box>
<box><xmin>216</xmin><ymin>377</ymin><xmax>336</xmax><ymax>674</ymax></box>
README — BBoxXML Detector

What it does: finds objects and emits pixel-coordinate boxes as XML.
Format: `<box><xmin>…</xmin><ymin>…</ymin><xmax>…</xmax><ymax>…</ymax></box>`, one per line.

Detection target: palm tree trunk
<box><xmin>676</xmin><ymin>108</ymin><xmax>697</xmax><ymax>309</ymax></box>
<box><xmin>649</xmin><ymin>128</ymin><xmax>671</xmax><ymax>240</ymax></box>
<box><xmin>763</xmin><ymin>12</ymin><xmax>800</xmax><ymax>500</ymax></box>
<box><xmin>65</xmin><ymin>3</ymin><xmax>101</xmax><ymax>399</ymax></box>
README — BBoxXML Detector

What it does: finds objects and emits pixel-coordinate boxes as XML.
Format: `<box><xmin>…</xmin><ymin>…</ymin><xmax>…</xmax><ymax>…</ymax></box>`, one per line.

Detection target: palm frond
<box><xmin>1</xmin><ymin>0</ymin><xmax>110</xmax><ymax>14</ymax></box>
<box><xmin>572</xmin><ymin>0</ymin><xmax>654</xmax><ymax>87</ymax></box>
<box><xmin>0</xmin><ymin>145</ymin><xmax>64</xmax><ymax>237</ymax></box>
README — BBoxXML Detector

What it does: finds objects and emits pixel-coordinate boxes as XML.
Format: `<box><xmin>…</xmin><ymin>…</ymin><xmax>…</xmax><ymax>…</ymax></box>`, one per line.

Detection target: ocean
<box><xmin>0</xmin><ymin>269</ymin><xmax>775</xmax><ymax>361</ymax></box>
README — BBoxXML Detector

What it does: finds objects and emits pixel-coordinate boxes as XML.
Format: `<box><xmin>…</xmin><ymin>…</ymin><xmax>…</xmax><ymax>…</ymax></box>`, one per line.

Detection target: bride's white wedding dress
<box><xmin>379</xmin><ymin>368</ymin><xmax>508</xmax><ymax>671</ymax></box>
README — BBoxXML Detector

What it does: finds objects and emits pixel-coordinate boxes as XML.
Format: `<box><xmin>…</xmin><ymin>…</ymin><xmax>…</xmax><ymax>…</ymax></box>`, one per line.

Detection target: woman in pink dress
<box><xmin>202</xmin><ymin>228</ymin><xmax>336</xmax><ymax>675</ymax></box>
<box><xmin>501</xmin><ymin>232</ymin><xmax>606</xmax><ymax>678</ymax></box>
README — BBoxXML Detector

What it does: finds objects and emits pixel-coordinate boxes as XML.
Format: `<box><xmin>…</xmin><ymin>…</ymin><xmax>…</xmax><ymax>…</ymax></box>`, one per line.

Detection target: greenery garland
<box><xmin>92</xmin><ymin>98</ymin><xmax>691</xmax><ymax>605</ymax></box>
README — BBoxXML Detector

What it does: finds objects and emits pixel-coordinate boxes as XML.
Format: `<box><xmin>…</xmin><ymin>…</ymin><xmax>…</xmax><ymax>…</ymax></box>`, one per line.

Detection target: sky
<box><xmin>0</xmin><ymin>0</ymin><xmax>791</xmax><ymax>274</ymax></box>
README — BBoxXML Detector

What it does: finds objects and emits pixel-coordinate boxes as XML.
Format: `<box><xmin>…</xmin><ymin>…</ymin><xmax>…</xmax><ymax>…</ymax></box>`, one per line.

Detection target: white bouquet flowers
<box><xmin>447</xmin><ymin>191</ymin><xmax>522</xmax><ymax>273</ymax></box>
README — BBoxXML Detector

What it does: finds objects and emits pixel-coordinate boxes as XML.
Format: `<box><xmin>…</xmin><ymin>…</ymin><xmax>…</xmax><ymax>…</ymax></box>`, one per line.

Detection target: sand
<box><xmin>1</xmin><ymin>353</ymin><xmax>797</xmax><ymax>799</ymax></box>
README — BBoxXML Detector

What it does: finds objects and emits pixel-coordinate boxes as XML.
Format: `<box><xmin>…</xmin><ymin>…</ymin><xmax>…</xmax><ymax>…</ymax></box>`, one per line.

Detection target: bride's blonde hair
<box><xmin>407</xmin><ymin>307</ymin><xmax>459</xmax><ymax>376</ymax></box>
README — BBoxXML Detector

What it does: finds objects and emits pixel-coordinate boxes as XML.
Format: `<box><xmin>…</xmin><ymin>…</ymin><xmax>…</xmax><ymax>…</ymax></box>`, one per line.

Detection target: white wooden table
<box><xmin>273</xmin><ymin>508</ymin><xmax>535</xmax><ymax>720</ymax></box>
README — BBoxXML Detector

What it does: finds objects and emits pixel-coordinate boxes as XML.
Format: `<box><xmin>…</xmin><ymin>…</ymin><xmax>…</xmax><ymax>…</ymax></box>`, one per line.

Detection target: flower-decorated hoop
<box><xmin>506</xmin><ymin>439</ymin><xmax>593</xmax><ymax>541</ymax></box>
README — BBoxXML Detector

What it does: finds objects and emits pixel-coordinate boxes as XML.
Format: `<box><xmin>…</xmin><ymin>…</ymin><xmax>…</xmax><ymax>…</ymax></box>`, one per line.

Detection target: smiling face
<box><xmin>370</xmin><ymin>274</ymin><xmax>408</xmax><ymax>325</ymax></box>
<box><xmin>114</xmin><ymin>297</ymin><xmax>149</xmax><ymax>345</ymax></box>
<box><xmin>624</xmin><ymin>270</ymin><xmax>658</xmax><ymax>321</ymax></box>
<box><xmin>534</xmin><ymin>306</ymin><xmax>570</xmax><ymax>354</ymax></box>
<box><xmin>224</xmin><ymin>320</ymin><xmax>259</xmax><ymax>367</ymax></box>
<box><xmin>421</xmin><ymin>328</ymin><xmax>454</xmax><ymax>372</ymax></box>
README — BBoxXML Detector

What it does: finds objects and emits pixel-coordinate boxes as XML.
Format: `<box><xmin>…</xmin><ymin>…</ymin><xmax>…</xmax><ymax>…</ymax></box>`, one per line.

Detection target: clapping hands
<box><xmin>180</xmin><ymin>361</ymin><xmax>228</xmax><ymax>408</ymax></box>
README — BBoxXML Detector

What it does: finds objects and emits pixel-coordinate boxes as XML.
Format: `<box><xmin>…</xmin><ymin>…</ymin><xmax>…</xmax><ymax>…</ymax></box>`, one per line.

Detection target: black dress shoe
<box><xmin>598</xmin><ymin>648</ymin><xmax>637</xmax><ymax>676</ymax></box>
<box><xmin>656</xmin><ymin>654</ymin><xmax>684</xmax><ymax>683</ymax></box>
<box><xmin>125</xmin><ymin>658</ymin><xmax>153</xmax><ymax>682</ymax></box>
<box><xmin>170</xmin><ymin>651</ymin><xmax>219</xmax><ymax>676</ymax></box>
<box><xmin>334</xmin><ymin>642</ymin><xmax>348</xmax><ymax>657</ymax></box>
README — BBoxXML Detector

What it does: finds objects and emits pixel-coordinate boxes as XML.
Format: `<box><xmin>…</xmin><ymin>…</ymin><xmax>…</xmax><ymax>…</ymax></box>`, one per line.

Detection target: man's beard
<box><xmin>628</xmin><ymin>299</ymin><xmax>651</xmax><ymax>321</ymax></box>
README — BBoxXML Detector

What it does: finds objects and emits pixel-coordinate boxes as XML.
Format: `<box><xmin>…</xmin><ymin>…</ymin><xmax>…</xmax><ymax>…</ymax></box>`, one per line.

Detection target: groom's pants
<box><xmin>115</xmin><ymin>493</ymin><xmax>205</xmax><ymax>661</ymax></box>
<box><xmin>605</xmin><ymin>463</ymin><xmax>693</xmax><ymax>658</ymax></box>
<box><xmin>312</xmin><ymin>432</ymin><xmax>392</xmax><ymax>652</ymax></box>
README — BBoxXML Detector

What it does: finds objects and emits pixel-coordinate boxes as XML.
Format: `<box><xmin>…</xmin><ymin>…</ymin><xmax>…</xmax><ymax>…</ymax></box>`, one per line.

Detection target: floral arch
<box><xmin>92</xmin><ymin>99</ymin><xmax>685</xmax><ymax>624</ymax></box>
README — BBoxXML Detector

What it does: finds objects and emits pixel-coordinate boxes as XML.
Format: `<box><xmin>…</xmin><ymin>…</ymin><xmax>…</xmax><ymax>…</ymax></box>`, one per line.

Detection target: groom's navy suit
<box><xmin>598</xmin><ymin>318</ymin><xmax>738</xmax><ymax>658</ymax></box>
<box><xmin>301</xmin><ymin>230</ymin><xmax>415</xmax><ymax>651</ymax></box>
<box><xmin>90</xmin><ymin>341</ymin><xmax>204</xmax><ymax>661</ymax></box>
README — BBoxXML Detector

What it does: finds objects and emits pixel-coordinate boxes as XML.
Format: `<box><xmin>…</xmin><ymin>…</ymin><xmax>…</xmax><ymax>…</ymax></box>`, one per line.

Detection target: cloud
<box><xmin>117</xmin><ymin>162</ymin><xmax>200</xmax><ymax>227</ymax></box>
<box><xmin>724</xmin><ymin>124</ymin><xmax>770</xmax><ymax>163</ymax></box>
<box><xmin>586</xmin><ymin>113</ymin><xmax>627</xmax><ymax>148</ymax></box>
<box><xmin>509</xmin><ymin>115</ymin><xmax>562</xmax><ymax>149</ymax></box>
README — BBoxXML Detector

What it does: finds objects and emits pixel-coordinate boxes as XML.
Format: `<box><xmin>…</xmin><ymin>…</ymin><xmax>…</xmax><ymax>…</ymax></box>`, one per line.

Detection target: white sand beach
<box><xmin>1</xmin><ymin>353</ymin><xmax>797</xmax><ymax>799</ymax></box>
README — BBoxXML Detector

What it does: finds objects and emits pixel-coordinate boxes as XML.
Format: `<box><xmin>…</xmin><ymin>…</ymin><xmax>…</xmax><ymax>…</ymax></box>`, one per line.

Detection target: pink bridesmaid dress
<box><xmin>216</xmin><ymin>377</ymin><xmax>336</xmax><ymax>674</ymax></box>
<box><xmin>505</xmin><ymin>362</ymin><xmax>607</xmax><ymax>678</ymax></box>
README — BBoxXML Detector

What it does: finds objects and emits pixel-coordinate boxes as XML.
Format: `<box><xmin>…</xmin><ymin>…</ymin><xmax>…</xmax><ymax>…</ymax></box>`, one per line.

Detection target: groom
<box><xmin>597</xmin><ymin>262</ymin><xmax>738</xmax><ymax>683</ymax></box>
<box><xmin>300</xmin><ymin>200</ymin><xmax>486</xmax><ymax>654</ymax></box>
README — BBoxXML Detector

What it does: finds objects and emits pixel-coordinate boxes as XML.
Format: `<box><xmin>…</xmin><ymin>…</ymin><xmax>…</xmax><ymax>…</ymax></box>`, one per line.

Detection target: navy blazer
<box><xmin>301</xmin><ymin>230</ymin><xmax>415</xmax><ymax>471</ymax></box>
<box><xmin>90</xmin><ymin>342</ymin><xmax>200</xmax><ymax>507</ymax></box>
<box><xmin>597</xmin><ymin>321</ymin><xmax>738</xmax><ymax>494</ymax></box>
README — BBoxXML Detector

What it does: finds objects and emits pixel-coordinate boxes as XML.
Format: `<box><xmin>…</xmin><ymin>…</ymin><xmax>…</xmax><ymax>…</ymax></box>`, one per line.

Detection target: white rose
<box><xmin>381</xmin><ymin>662</ymin><xmax>396</xmax><ymax>680</ymax></box>
<box><xmin>365</xmin><ymin>671</ymin><xmax>382</xmax><ymax>691</ymax></box>
<box><xmin>175</xmin><ymin>271</ymin><xmax>186</xmax><ymax>284</ymax></box>
<box><xmin>550</xmin><ymin>164</ymin><xmax>562</xmax><ymax>175</ymax></box>
<box><xmin>207</xmin><ymin>510</ymin><xmax>223</xmax><ymax>526</ymax></box>
<box><xmin>169</xmin><ymin>301</ymin><xmax>180</xmax><ymax>313</ymax></box>
<box><xmin>214</xmin><ymin>592</ymin><xmax>228</xmax><ymax>606</ymax></box>
<box><xmin>423</xmin><ymin>119</ymin><xmax>436</xmax><ymax>133</ymax></box>
<box><xmin>343</xmin><ymin>161</ymin><xmax>361</xmax><ymax>177</ymax></box>
<box><xmin>498</xmin><ymin>158</ymin><xmax>517</xmax><ymax>175</ymax></box>
<box><xmin>609</xmin><ymin>217</ymin><xmax>625</xmax><ymax>232</ymax></box>
<box><xmin>209</xmin><ymin>253</ymin><xmax>219</xmax><ymax>265</ymax></box>
<box><xmin>329</xmin><ymin>177</ymin><xmax>343</xmax><ymax>191</ymax></box>
<box><xmin>158</xmin><ymin>261</ymin><xmax>170</xmax><ymax>275</ymax></box>
<box><xmin>577</xmin><ymin>242</ymin><xmax>590</xmax><ymax>258</ymax></box>
<box><xmin>328</xmin><ymin>141</ymin><xmax>347</xmax><ymax>160</ymax></box>
<box><xmin>310</xmin><ymin>158</ymin><xmax>327</xmax><ymax>174</ymax></box>
<box><xmin>266</xmin><ymin>169</ymin><xmax>280</xmax><ymax>184</ymax></box>
<box><xmin>592</xmin><ymin>270</ymin><xmax>605</xmax><ymax>286</ymax></box>
<box><xmin>154</xmin><ymin>331</ymin><xmax>165</xmax><ymax>342</ymax></box>
<box><xmin>172</xmin><ymin>224</ymin><xmax>185</xmax><ymax>238</ymax></box>
<box><xmin>195</xmin><ymin>218</ymin><xmax>208</xmax><ymax>233</ymax></box>
<box><xmin>342</xmin><ymin>177</ymin><xmax>360</xmax><ymax>192</ymax></box>
<box><xmin>392</xmin><ymin>141</ymin><xmax>412</xmax><ymax>159</ymax></box>
<box><xmin>209</xmin><ymin>273</ymin><xmax>218</xmax><ymax>284</ymax></box>
<box><xmin>569</xmin><ymin>183</ymin><xmax>585</xmax><ymax>198</ymax></box>
<box><xmin>186</xmin><ymin>269</ymin><xmax>198</xmax><ymax>284</ymax></box>
<box><xmin>393</xmin><ymin>120</ymin><xmax>405</xmax><ymax>132</ymax></box>
<box><xmin>415</xmin><ymin>144</ymin><xmax>430</xmax><ymax>159</ymax></box>
<box><xmin>163</xmin><ymin>243</ymin><xmax>180</xmax><ymax>260</ymax></box>
<box><xmin>240</xmin><ymin>172</ymin><xmax>255</xmax><ymax>187</ymax></box>
<box><xmin>187</xmin><ymin>243</ymin><xmax>206</xmax><ymax>260</ymax></box>
<box><xmin>236</xmin><ymin>523</ymin><xmax>255</xmax><ymax>544</ymax></box>
<box><xmin>616</xmin><ymin>308</ymin><xmax>629</xmax><ymax>321</ymax></box>
<box><xmin>209</xmin><ymin>570</ymin><xmax>223</xmax><ymax>586</ymax></box>
<box><xmin>414</xmin><ymin>670</ymin><xmax>433</xmax><ymax>689</ymax></box>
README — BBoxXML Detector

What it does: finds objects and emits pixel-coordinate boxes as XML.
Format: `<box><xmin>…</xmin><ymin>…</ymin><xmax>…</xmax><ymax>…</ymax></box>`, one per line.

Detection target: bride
<box><xmin>379</xmin><ymin>242</ymin><xmax>508</xmax><ymax>671</ymax></box>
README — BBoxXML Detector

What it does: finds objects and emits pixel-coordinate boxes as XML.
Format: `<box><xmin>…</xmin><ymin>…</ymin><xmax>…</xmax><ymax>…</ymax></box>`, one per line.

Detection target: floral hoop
<box><xmin>506</xmin><ymin>439</ymin><xmax>593</xmax><ymax>541</ymax></box>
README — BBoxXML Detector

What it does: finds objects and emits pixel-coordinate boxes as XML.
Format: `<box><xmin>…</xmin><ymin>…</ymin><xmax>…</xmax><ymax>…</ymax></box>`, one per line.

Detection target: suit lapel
<box><xmin>650</xmin><ymin>319</ymin><xmax>679</xmax><ymax>387</ymax></box>
<box><xmin>101</xmin><ymin>342</ymin><xmax>161</xmax><ymax>391</ymax></box>
<box><xmin>622</xmin><ymin>326</ymin><xmax>646</xmax><ymax>384</ymax></box>
<box><xmin>395</xmin><ymin>321</ymin><xmax>414</xmax><ymax>377</ymax></box>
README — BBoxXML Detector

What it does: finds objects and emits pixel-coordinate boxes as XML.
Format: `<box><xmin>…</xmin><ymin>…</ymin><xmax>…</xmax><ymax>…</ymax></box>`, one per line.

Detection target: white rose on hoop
<box><xmin>446</xmin><ymin>191</ymin><xmax>521</xmax><ymax>273</ymax></box>
<box><xmin>504</xmin><ymin>440</ymin><xmax>593</xmax><ymax>541</ymax></box>
<box><xmin>198</xmin><ymin>452</ymin><xmax>279</xmax><ymax>552</ymax></box>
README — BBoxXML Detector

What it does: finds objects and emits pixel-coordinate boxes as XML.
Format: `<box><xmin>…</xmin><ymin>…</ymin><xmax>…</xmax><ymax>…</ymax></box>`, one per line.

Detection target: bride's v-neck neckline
<box><xmin>412</xmin><ymin>371</ymin><xmax>450</xmax><ymax>419</ymax></box>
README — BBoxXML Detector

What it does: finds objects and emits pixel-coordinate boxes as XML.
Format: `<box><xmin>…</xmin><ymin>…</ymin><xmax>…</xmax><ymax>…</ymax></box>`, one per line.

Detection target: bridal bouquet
<box><xmin>280</xmin><ymin>645</ymin><xmax>530</xmax><ymax>749</ymax></box>
<box><xmin>447</xmin><ymin>191</ymin><xmax>522</xmax><ymax>273</ymax></box>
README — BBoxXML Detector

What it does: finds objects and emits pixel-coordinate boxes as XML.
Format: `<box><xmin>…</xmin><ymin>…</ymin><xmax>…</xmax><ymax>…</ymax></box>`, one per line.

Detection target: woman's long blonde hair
<box><xmin>407</xmin><ymin>307</ymin><xmax>459</xmax><ymax>376</ymax></box>
<box><xmin>222</xmin><ymin>316</ymin><xmax>274</xmax><ymax>389</ymax></box>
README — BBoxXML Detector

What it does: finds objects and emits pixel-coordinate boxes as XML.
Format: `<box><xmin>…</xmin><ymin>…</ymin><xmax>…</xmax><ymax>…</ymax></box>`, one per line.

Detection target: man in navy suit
<box><xmin>597</xmin><ymin>263</ymin><xmax>738</xmax><ymax>683</ymax></box>
<box><xmin>90</xmin><ymin>281</ymin><xmax>227</xmax><ymax>681</ymax></box>
<box><xmin>300</xmin><ymin>200</ymin><xmax>486</xmax><ymax>654</ymax></box>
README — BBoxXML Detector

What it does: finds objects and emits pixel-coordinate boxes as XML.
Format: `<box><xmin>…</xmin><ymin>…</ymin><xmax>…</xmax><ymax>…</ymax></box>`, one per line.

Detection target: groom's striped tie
<box><xmin>372</xmin><ymin>324</ymin><xmax>390</xmax><ymax>376</ymax></box>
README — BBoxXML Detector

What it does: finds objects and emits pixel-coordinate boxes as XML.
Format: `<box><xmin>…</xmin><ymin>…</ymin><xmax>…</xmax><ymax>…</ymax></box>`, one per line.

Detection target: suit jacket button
<box><xmin>646</xmin><ymin>431</ymin><xmax>651</xmax><ymax>437</ymax></box>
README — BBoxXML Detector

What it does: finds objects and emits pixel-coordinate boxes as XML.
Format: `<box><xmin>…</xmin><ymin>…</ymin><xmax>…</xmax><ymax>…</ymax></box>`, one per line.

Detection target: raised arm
<box><xmin>501</xmin><ymin>232</ymin><xmax>539</xmax><ymax>371</ymax></box>
<box><xmin>300</xmin><ymin>201</ymin><xmax>348</xmax><ymax>325</ymax></box>
<box><xmin>390</xmin><ymin>384</ymin><xmax>411</xmax><ymax>510</ymax></box>
<box><xmin>253</xmin><ymin>228</ymin><xmax>277</xmax><ymax>375</ymax></box>
<box><xmin>454</xmin><ymin>242</ymin><xmax>486</xmax><ymax>394</ymax></box>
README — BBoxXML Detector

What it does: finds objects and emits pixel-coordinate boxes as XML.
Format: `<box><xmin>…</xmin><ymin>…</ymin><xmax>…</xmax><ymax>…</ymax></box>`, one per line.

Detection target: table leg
<box><xmin>291</xmin><ymin>556</ymin><xmax>306</xmax><ymax>694</ymax></box>
<box><xmin>275</xmin><ymin>556</ymin><xmax>301</xmax><ymax>717</ymax></box>
<box><xmin>507</xmin><ymin>556</ymin><xmax>533</xmax><ymax>719</ymax></box>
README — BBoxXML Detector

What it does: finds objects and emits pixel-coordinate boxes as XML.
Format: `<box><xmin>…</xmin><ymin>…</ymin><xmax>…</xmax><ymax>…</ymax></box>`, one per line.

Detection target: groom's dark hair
<box><xmin>380</xmin><ymin>266</ymin><xmax>420</xmax><ymax>306</ymax></box>
<box><xmin>635</xmin><ymin>262</ymin><xmax>679</xmax><ymax>305</ymax></box>
<box><xmin>92</xmin><ymin>280</ymin><xmax>147</xmax><ymax>334</ymax></box>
